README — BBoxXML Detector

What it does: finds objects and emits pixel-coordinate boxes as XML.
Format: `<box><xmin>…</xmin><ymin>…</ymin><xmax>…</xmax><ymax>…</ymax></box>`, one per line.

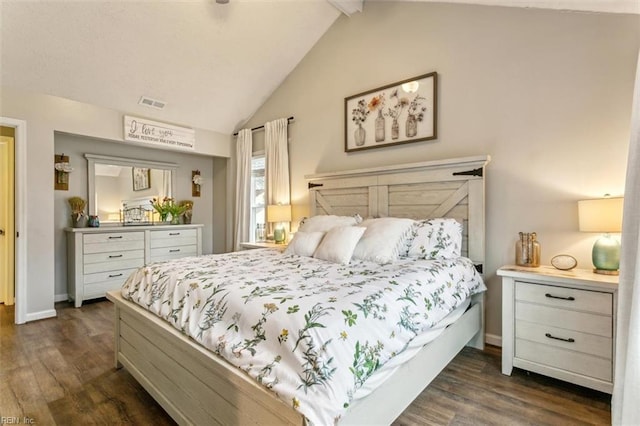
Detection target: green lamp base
<box><xmin>592</xmin><ymin>234</ymin><xmax>620</xmax><ymax>275</ymax></box>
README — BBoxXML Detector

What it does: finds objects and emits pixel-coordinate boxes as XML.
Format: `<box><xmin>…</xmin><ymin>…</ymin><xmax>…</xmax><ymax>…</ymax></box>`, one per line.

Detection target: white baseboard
<box><xmin>25</xmin><ymin>309</ymin><xmax>57</xmax><ymax>322</ymax></box>
<box><xmin>485</xmin><ymin>333</ymin><xmax>502</xmax><ymax>347</ymax></box>
<box><xmin>55</xmin><ymin>293</ymin><xmax>69</xmax><ymax>303</ymax></box>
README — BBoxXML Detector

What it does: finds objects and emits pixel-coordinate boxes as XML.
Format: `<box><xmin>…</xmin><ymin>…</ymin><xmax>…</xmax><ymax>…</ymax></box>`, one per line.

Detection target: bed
<box><xmin>106</xmin><ymin>154</ymin><xmax>490</xmax><ymax>425</ymax></box>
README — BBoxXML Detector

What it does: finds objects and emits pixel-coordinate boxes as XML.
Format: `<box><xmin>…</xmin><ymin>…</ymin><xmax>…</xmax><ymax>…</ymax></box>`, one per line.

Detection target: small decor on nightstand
<box><xmin>550</xmin><ymin>254</ymin><xmax>577</xmax><ymax>271</ymax></box>
<box><xmin>515</xmin><ymin>232</ymin><xmax>540</xmax><ymax>267</ymax></box>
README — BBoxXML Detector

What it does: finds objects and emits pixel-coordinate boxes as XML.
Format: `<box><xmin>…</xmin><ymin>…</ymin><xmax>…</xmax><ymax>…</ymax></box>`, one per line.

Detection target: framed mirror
<box><xmin>86</xmin><ymin>154</ymin><xmax>177</xmax><ymax>225</ymax></box>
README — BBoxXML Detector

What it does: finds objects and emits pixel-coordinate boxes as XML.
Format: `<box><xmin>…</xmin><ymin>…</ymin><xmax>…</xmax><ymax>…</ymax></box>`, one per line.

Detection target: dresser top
<box><xmin>65</xmin><ymin>224</ymin><xmax>204</xmax><ymax>233</ymax></box>
<box><xmin>497</xmin><ymin>265</ymin><xmax>618</xmax><ymax>290</ymax></box>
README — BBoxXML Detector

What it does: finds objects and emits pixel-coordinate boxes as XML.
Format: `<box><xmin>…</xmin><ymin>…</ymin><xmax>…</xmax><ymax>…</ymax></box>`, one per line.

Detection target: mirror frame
<box><xmin>85</xmin><ymin>153</ymin><xmax>178</xmax><ymax>218</ymax></box>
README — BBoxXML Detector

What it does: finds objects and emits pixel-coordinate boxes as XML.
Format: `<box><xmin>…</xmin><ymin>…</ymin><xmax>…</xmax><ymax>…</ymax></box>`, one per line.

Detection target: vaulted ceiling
<box><xmin>1</xmin><ymin>0</ymin><xmax>637</xmax><ymax>135</ymax></box>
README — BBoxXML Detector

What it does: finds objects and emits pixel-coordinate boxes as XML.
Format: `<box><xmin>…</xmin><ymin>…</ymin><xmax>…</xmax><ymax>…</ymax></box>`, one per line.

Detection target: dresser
<box><xmin>66</xmin><ymin>224</ymin><xmax>203</xmax><ymax>307</ymax></box>
<box><xmin>498</xmin><ymin>265</ymin><xmax>618</xmax><ymax>393</ymax></box>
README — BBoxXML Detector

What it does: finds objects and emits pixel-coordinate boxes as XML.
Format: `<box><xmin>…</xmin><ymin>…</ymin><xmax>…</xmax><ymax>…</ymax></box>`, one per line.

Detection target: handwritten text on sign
<box><xmin>124</xmin><ymin>116</ymin><xmax>195</xmax><ymax>150</ymax></box>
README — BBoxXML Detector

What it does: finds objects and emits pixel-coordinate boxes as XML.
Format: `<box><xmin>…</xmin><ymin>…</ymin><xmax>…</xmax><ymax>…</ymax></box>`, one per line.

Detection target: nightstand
<box><xmin>240</xmin><ymin>241</ymin><xmax>287</xmax><ymax>251</ymax></box>
<box><xmin>498</xmin><ymin>265</ymin><xmax>618</xmax><ymax>393</ymax></box>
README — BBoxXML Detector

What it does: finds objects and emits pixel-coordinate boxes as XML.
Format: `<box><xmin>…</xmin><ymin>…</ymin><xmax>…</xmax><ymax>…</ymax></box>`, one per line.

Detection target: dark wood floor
<box><xmin>0</xmin><ymin>300</ymin><xmax>610</xmax><ymax>425</ymax></box>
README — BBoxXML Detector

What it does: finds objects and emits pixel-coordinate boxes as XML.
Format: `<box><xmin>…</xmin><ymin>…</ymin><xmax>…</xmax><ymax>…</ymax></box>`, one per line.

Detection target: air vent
<box><xmin>138</xmin><ymin>96</ymin><xmax>166</xmax><ymax>110</ymax></box>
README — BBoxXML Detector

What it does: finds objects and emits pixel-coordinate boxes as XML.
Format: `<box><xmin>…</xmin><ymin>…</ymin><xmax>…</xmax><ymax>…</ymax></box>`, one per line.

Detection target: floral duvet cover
<box><xmin>122</xmin><ymin>249</ymin><xmax>485</xmax><ymax>425</ymax></box>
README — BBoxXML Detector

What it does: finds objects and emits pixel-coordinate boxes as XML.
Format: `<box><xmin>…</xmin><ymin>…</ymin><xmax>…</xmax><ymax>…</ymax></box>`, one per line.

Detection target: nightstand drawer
<box><xmin>515</xmin><ymin>281</ymin><xmax>612</xmax><ymax>315</ymax></box>
<box><xmin>516</xmin><ymin>301</ymin><xmax>612</xmax><ymax>337</ymax></box>
<box><xmin>516</xmin><ymin>321</ymin><xmax>612</xmax><ymax>359</ymax></box>
<box><xmin>516</xmin><ymin>339</ymin><xmax>612</xmax><ymax>382</ymax></box>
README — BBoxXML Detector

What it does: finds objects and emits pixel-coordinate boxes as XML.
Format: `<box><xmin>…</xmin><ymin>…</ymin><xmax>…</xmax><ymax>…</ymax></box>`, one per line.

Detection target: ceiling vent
<box><xmin>138</xmin><ymin>96</ymin><xmax>166</xmax><ymax>110</ymax></box>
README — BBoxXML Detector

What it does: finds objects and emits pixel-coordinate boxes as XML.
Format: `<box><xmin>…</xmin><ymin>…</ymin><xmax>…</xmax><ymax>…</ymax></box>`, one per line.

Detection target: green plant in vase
<box><xmin>151</xmin><ymin>197</ymin><xmax>187</xmax><ymax>224</ymax></box>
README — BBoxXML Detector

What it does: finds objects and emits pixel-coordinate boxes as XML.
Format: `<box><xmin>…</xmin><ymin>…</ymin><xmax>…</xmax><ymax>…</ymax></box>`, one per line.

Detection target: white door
<box><xmin>0</xmin><ymin>128</ymin><xmax>15</xmax><ymax>305</ymax></box>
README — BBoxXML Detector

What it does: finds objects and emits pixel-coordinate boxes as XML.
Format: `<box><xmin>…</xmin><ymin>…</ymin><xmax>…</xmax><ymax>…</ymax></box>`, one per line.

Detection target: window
<box><xmin>250</xmin><ymin>155</ymin><xmax>265</xmax><ymax>241</ymax></box>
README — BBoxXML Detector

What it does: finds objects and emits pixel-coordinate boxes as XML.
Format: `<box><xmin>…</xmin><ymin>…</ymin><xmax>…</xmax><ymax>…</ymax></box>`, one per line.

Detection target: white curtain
<box><xmin>265</xmin><ymin>118</ymin><xmax>291</xmax><ymax>228</ymax></box>
<box><xmin>612</xmin><ymin>50</ymin><xmax>640</xmax><ymax>425</ymax></box>
<box><xmin>233</xmin><ymin>129</ymin><xmax>252</xmax><ymax>251</ymax></box>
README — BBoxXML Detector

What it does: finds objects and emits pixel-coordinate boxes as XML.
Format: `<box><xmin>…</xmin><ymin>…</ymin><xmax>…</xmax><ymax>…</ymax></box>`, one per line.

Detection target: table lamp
<box><xmin>578</xmin><ymin>197</ymin><xmax>623</xmax><ymax>275</ymax></box>
<box><xmin>267</xmin><ymin>204</ymin><xmax>291</xmax><ymax>244</ymax></box>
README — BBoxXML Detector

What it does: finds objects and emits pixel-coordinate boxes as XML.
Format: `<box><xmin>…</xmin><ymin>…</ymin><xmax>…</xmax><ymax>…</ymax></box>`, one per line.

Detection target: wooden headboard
<box><xmin>305</xmin><ymin>155</ymin><xmax>490</xmax><ymax>270</ymax></box>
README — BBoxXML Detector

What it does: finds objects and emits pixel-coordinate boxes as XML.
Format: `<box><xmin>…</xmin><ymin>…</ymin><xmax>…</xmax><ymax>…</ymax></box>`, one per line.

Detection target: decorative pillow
<box><xmin>351</xmin><ymin>218</ymin><xmax>416</xmax><ymax>264</ymax></box>
<box><xmin>313</xmin><ymin>226</ymin><xmax>366</xmax><ymax>265</ymax></box>
<box><xmin>406</xmin><ymin>218</ymin><xmax>463</xmax><ymax>259</ymax></box>
<box><xmin>284</xmin><ymin>232</ymin><xmax>325</xmax><ymax>257</ymax></box>
<box><xmin>298</xmin><ymin>214</ymin><xmax>362</xmax><ymax>233</ymax></box>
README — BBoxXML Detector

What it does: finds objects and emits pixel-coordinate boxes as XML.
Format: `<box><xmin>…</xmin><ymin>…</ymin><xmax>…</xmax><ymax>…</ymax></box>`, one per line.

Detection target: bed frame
<box><xmin>106</xmin><ymin>155</ymin><xmax>490</xmax><ymax>425</ymax></box>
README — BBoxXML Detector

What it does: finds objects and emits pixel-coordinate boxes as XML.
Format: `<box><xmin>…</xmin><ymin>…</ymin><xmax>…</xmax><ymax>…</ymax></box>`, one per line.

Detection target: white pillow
<box><xmin>298</xmin><ymin>214</ymin><xmax>362</xmax><ymax>233</ymax></box>
<box><xmin>313</xmin><ymin>226</ymin><xmax>366</xmax><ymax>265</ymax></box>
<box><xmin>352</xmin><ymin>218</ymin><xmax>415</xmax><ymax>264</ymax></box>
<box><xmin>284</xmin><ymin>232</ymin><xmax>325</xmax><ymax>257</ymax></box>
<box><xmin>407</xmin><ymin>218</ymin><xmax>463</xmax><ymax>259</ymax></box>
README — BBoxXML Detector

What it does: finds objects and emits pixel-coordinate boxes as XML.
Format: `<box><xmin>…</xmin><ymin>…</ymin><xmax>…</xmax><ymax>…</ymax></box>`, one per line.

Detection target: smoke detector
<box><xmin>138</xmin><ymin>96</ymin><xmax>166</xmax><ymax>110</ymax></box>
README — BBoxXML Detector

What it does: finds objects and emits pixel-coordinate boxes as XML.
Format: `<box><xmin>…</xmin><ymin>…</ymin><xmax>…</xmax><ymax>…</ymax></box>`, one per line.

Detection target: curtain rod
<box><xmin>233</xmin><ymin>116</ymin><xmax>294</xmax><ymax>136</ymax></box>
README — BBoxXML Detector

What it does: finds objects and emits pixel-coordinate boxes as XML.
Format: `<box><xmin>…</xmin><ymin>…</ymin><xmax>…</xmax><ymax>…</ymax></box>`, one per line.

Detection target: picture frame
<box><xmin>132</xmin><ymin>167</ymin><xmax>151</xmax><ymax>191</ymax></box>
<box><xmin>345</xmin><ymin>72</ymin><xmax>437</xmax><ymax>153</ymax></box>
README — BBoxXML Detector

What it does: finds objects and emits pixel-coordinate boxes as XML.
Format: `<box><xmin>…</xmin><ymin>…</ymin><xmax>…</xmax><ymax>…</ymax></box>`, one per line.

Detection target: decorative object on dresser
<box><xmin>150</xmin><ymin>197</ymin><xmax>187</xmax><ymax>224</ymax></box>
<box><xmin>550</xmin><ymin>254</ymin><xmax>577</xmax><ymax>271</ymax></box>
<box><xmin>267</xmin><ymin>204</ymin><xmax>291</xmax><ymax>244</ymax></box>
<box><xmin>578</xmin><ymin>196</ymin><xmax>623</xmax><ymax>275</ymax></box>
<box><xmin>515</xmin><ymin>232</ymin><xmax>540</xmax><ymax>267</ymax></box>
<box><xmin>180</xmin><ymin>200</ymin><xmax>194</xmax><ymax>224</ymax></box>
<box><xmin>498</xmin><ymin>265</ymin><xmax>618</xmax><ymax>393</ymax></box>
<box><xmin>66</xmin><ymin>224</ymin><xmax>203</xmax><ymax>307</ymax></box>
<box><xmin>344</xmin><ymin>72</ymin><xmax>437</xmax><ymax>152</ymax></box>
<box><xmin>67</xmin><ymin>196</ymin><xmax>87</xmax><ymax>228</ymax></box>
<box><xmin>54</xmin><ymin>153</ymin><xmax>73</xmax><ymax>190</ymax></box>
<box><xmin>192</xmin><ymin>170</ymin><xmax>202</xmax><ymax>197</ymax></box>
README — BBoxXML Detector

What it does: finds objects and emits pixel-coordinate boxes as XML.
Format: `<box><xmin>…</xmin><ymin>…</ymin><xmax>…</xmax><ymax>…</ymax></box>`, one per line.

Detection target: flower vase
<box><xmin>170</xmin><ymin>214</ymin><xmax>180</xmax><ymax>225</ymax></box>
<box><xmin>375</xmin><ymin>110</ymin><xmax>385</xmax><ymax>142</ymax></box>
<box><xmin>391</xmin><ymin>118</ymin><xmax>399</xmax><ymax>140</ymax></box>
<box><xmin>183</xmin><ymin>211</ymin><xmax>192</xmax><ymax>225</ymax></box>
<box><xmin>354</xmin><ymin>124</ymin><xmax>366</xmax><ymax>146</ymax></box>
<box><xmin>406</xmin><ymin>114</ymin><xmax>417</xmax><ymax>138</ymax></box>
<box><xmin>71</xmin><ymin>213</ymin><xmax>87</xmax><ymax>228</ymax></box>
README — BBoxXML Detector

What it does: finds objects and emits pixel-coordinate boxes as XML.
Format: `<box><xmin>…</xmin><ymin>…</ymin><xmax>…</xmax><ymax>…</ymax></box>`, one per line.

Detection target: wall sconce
<box><xmin>192</xmin><ymin>170</ymin><xmax>203</xmax><ymax>197</ymax></box>
<box><xmin>54</xmin><ymin>154</ymin><xmax>73</xmax><ymax>191</ymax></box>
<box><xmin>578</xmin><ymin>195</ymin><xmax>623</xmax><ymax>275</ymax></box>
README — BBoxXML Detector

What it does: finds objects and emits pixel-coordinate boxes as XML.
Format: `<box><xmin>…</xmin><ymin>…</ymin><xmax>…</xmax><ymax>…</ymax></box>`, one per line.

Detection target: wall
<box><xmin>0</xmin><ymin>86</ymin><xmax>232</xmax><ymax>320</ymax></box>
<box><xmin>244</xmin><ymin>3</ymin><xmax>640</xmax><ymax>342</ymax></box>
<box><xmin>53</xmin><ymin>132</ymin><xmax>218</xmax><ymax>300</ymax></box>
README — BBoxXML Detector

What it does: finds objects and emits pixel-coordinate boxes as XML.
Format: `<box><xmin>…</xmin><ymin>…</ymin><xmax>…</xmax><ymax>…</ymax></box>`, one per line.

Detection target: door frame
<box><xmin>1</xmin><ymin>117</ymin><xmax>27</xmax><ymax>324</ymax></box>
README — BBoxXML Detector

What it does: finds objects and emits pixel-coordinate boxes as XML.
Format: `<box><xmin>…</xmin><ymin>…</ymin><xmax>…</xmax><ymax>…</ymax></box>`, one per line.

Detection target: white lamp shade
<box><xmin>267</xmin><ymin>204</ymin><xmax>291</xmax><ymax>223</ymax></box>
<box><xmin>578</xmin><ymin>197</ymin><xmax>623</xmax><ymax>233</ymax></box>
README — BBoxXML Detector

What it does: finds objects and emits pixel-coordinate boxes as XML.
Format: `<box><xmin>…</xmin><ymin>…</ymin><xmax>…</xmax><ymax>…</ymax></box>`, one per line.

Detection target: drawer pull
<box><xmin>545</xmin><ymin>333</ymin><xmax>575</xmax><ymax>343</ymax></box>
<box><xmin>545</xmin><ymin>293</ymin><xmax>575</xmax><ymax>301</ymax></box>
<box><xmin>108</xmin><ymin>236</ymin><xmax>123</xmax><ymax>239</ymax></box>
<box><xmin>169</xmin><ymin>232</ymin><xmax>181</xmax><ymax>236</ymax></box>
<box><xmin>108</xmin><ymin>273</ymin><xmax>123</xmax><ymax>278</ymax></box>
<box><xmin>169</xmin><ymin>249</ymin><xmax>180</xmax><ymax>253</ymax></box>
<box><xmin>108</xmin><ymin>254</ymin><xmax>123</xmax><ymax>258</ymax></box>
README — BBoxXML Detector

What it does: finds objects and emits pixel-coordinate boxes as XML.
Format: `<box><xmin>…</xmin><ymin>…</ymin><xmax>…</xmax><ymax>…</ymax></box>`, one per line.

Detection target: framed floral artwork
<box><xmin>344</xmin><ymin>72</ymin><xmax>437</xmax><ymax>152</ymax></box>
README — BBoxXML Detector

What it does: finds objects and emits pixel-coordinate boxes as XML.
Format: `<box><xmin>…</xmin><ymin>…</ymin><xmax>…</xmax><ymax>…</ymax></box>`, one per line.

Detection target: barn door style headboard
<box><xmin>305</xmin><ymin>155</ymin><xmax>491</xmax><ymax>270</ymax></box>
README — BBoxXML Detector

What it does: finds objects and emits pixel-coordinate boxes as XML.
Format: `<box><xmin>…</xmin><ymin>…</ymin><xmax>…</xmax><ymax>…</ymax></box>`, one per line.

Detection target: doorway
<box><xmin>0</xmin><ymin>117</ymin><xmax>26</xmax><ymax>324</ymax></box>
<box><xmin>0</xmin><ymin>126</ymin><xmax>15</xmax><ymax>306</ymax></box>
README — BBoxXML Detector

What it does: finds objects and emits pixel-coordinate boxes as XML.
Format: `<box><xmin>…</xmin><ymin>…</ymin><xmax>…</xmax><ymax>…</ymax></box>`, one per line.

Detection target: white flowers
<box><xmin>192</xmin><ymin>174</ymin><xmax>203</xmax><ymax>185</ymax></box>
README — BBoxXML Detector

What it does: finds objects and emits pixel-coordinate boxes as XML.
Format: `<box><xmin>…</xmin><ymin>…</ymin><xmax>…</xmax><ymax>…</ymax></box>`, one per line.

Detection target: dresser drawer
<box><xmin>515</xmin><ymin>281</ymin><xmax>612</xmax><ymax>315</ymax></box>
<box><xmin>84</xmin><ymin>240</ymin><xmax>145</xmax><ymax>254</ymax></box>
<box><xmin>83</xmin><ymin>249</ymin><xmax>145</xmax><ymax>265</ymax></box>
<box><xmin>516</xmin><ymin>320</ymin><xmax>612</xmax><ymax>359</ymax></box>
<box><xmin>84</xmin><ymin>258</ymin><xmax>144</xmax><ymax>274</ymax></box>
<box><xmin>84</xmin><ymin>268</ymin><xmax>139</xmax><ymax>285</ymax></box>
<box><xmin>516</xmin><ymin>339</ymin><xmax>612</xmax><ymax>382</ymax></box>
<box><xmin>83</xmin><ymin>279</ymin><xmax>128</xmax><ymax>300</ymax></box>
<box><xmin>150</xmin><ymin>229</ymin><xmax>198</xmax><ymax>248</ymax></box>
<box><xmin>516</xmin><ymin>301</ymin><xmax>612</xmax><ymax>337</ymax></box>
<box><xmin>150</xmin><ymin>245</ymin><xmax>198</xmax><ymax>262</ymax></box>
<box><xmin>84</xmin><ymin>231</ymin><xmax>144</xmax><ymax>244</ymax></box>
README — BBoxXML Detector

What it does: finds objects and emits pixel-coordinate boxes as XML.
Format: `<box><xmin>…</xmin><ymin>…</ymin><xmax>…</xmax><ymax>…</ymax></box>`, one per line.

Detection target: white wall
<box><xmin>0</xmin><ymin>86</ymin><xmax>232</xmax><ymax>320</ymax></box>
<box><xmin>244</xmin><ymin>3</ymin><xmax>640</xmax><ymax>341</ymax></box>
